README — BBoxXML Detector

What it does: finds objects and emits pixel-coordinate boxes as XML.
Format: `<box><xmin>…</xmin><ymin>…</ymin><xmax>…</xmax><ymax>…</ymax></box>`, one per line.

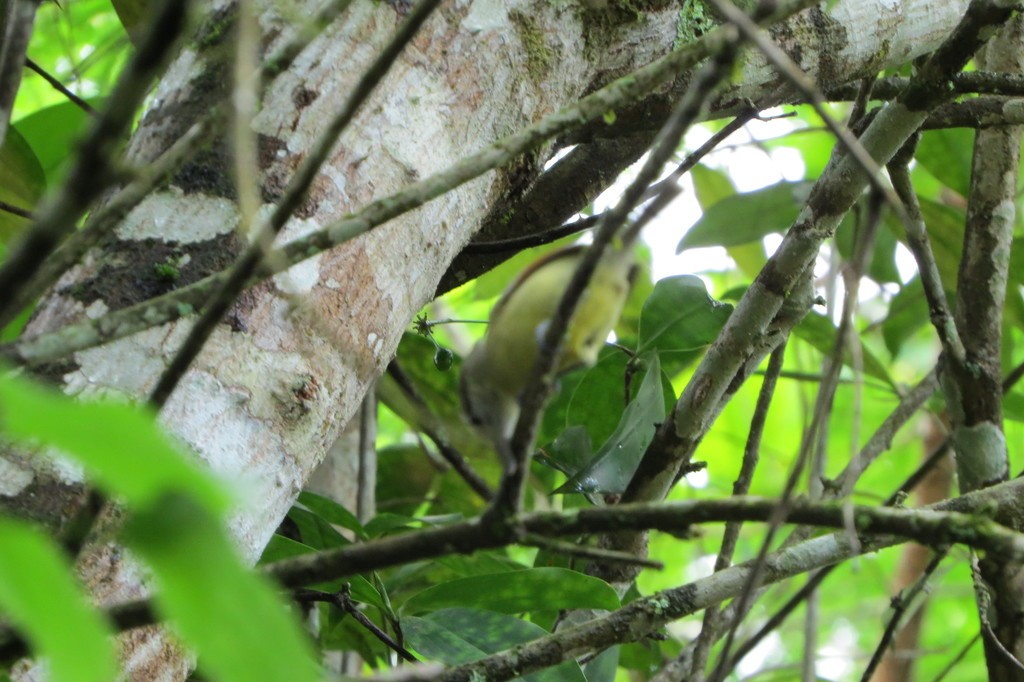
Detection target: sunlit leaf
<box><xmin>0</xmin><ymin>126</ymin><xmax>45</xmax><ymax>244</ymax></box>
<box><xmin>678</xmin><ymin>181</ymin><xmax>809</xmax><ymax>250</ymax></box>
<box><xmin>915</xmin><ymin>128</ymin><xmax>974</xmax><ymax>197</ymax></box>
<box><xmin>793</xmin><ymin>313</ymin><xmax>894</xmax><ymax>387</ymax></box>
<box><xmin>13</xmin><ymin>101</ymin><xmax>99</xmax><ymax>184</ymax></box>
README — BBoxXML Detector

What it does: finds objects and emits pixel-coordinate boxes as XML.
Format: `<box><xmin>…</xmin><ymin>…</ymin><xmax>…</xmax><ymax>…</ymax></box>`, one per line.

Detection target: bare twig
<box><xmin>24</xmin><ymin>58</ymin><xmax>98</xmax><ymax>115</ymax></box>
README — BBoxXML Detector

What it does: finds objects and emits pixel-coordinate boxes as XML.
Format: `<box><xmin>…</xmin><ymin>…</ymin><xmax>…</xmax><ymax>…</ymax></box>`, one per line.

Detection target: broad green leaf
<box><xmin>126</xmin><ymin>495</ymin><xmax>321</xmax><ymax>682</ymax></box>
<box><xmin>557</xmin><ymin>354</ymin><xmax>666</xmax><ymax>494</ymax></box>
<box><xmin>258</xmin><ymin>534</ymin><xmax>387</xmax><ymax>608</ymax></box>
<box><xmin>915</xmin><ymin>128</ymin><xmax>974</xmax><ymax>197</ymax></box>
<box><xmin>690</xmin><ymin>163</ymin><xmax>734</xmax><ymax>210</ymax></box>
<box><xmin>762</xmin><ymin>127</ymin><xmax>833</xmax><ymax>179</ymax></box>
<box><xmin>402</xmin><ymin>567</ymin><xmax>619</xmax><ymax>615</ymax></box>
<box><xmin>917</xmin><ymin>198</ymin><xmax>965</xmax><ymax>291</ymax></box>
<box><xmin>835</xmin><ymin>204</ymin><xmax>901</xmax><ymax>285</ymax></box>
<box><xmin>536</xmin><ymin>425</ymin><xmax>593</xmax><ymax>476</ymax></box>
<box><xmin>286</xmin><ymin>506</ymin><xmax>350</xmax><ymax>550</ymax></box>
<box><xmin>259</xmin><ymin>533</ymin><xmax>317</xmax><ymax>564</ymax></box>
<box><xmin>0</xmin><ymin>126</ymin><xmax>45</xmax><ymax>244</ymax></box>
<box><xmin>405</xmin><ymin>608</ymin><xmax>586</xmax><ymax>682</ymax></box>
<box><xmin>1005</xmin><ymin>387</ymin><xmax>1024</xmax><ymax>423</ymax></box>
<box><xmin>793</xmin><ymin>313</ymin><xmax>894</xmax><ymax>387</ymax></box>
<box><xmin>0</xmin><ymin>370</ymin><xmax>229</xmax><ymax>513</ymax></box>
<box><xmin>0</xmin><ymin>517</ymin><xmax>116</xmax><ymax>682</ymax></box>
<box><xmin>637</xmin><ymin>275</ymin><xmax>733</xmax><ymax>355</ymax></box>
<box><xmin>13</xmin><ymin>101</ymin><xmax>97</xmax><ymax>184</ymax></box>
<box><xmin>881</xmin><ymin>277</ymin><xmax>931</xmax><ymax>357</ymax></box>
<box><xmin>296</xmin><ymin>490</ymin><xmax>365</xmax><ymax>539</ymax></box>
<box><xmin>565</xmin><ymin>350</ymin><xmax>633</xmax><ymax>448</ymax></box>
<box><xmin>678</xmin><ymin>181</ymin><xmax>809</xmax><ymax>250</ymax></box>
<box><xmin>111</xmin><ymin>0</ymin><xmax>149</xmax><ymax>43</ymax></box>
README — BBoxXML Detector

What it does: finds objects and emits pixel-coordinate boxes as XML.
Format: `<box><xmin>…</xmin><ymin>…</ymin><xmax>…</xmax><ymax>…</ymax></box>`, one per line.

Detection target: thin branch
<box><xmin>860</xmin><ymin>550</ymin><xmax>947</xmax><ymax>682</ymax></box>
<box><xmin>0</xmin><ymin>199</ymin><xmax>33</xmax><ymax>219</ymax></box>
<box><xmin>24</xmin><ymin>57</ymin><xmax>98</xmax><ymax>115</ymax></box>
<box><xmin>520</xmin><ymin>534</ymin><xmax>664</xmax><ymax>569</ymax></box>
<box><xmin>1</xmin><ymin>0</ymin><xmax>362</xmax><ymax>324</ymax></box>
<box><xmin>684</xmin><ymin>343</ymin><xmax>786</xmax><ymax>682</ymax></box>
<box><xmin>931</xmin><ymin>634</ymin><xmax>982</xmax><ymax>682</ymax></box>
<box><xmin>385</xmin><ymin>361</ymin><xmax>493</xmax><ymax>501</ymax></box>
<box><xmin>463</xmin><ymin>108</ymin><xmax>756</xmax><ymax>257</ymax></box>
<box><xmin>887</xmin><ymin>140</ymin><xmax>966</xmax><ymax>365</ymax></box>
<box><xmin>293</xmin><ymin>586</ymin><xmax>417</xmax><ymax>662</ymax></box>
<box><xmin>5</xmin><ymin>482</ymin><xmax>1024</xmax><ymax>666</ymax></box>
<box><xmin>707</xmin><ymin>0</ymin><xmax>909</xmax><ymax>223</ymax></box>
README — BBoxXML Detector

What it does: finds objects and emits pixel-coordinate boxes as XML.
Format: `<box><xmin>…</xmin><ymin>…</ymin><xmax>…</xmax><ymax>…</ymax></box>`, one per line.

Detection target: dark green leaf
<box><xmin>296</xmin><ymin>490</ymin><xmax>365</xmax><ymax>539</ymax></box>
<box><xmin>405</xmin><ymin>608</ymin><xmax>586</xmax><ymax>682</ymax></box>
<box><xmin>402</xmin><ymin>567</ymin><xmax>619</xmax><ymax>615</ymax></box>
<box><xmin>637</xmin><ymin>275</ymin><xmax>732</xmax><ymax>355</ymax></box>
<box><xmin>126</xmin><ymin>495</ymin><xmax>321</xmax><ymax>682</ymax></box>
<box><xmin>0</xmin><ymin>126</ymin><xmax>45</xmax><ymax>244</ymax></box>
<box><xmin>286</xmin><ymin>506</ymin><xmax>350</xmax><ymax>550</ymax></box>
<box><xmin>536</xmin><ymin>425</ymin><xmax>593</xmax><ymax>476</ymax></box>
<box><xmin>678</xmin><ymin>181</ymin><xmax>809</xmax><ymax>250</ymax></box>
<box><xmin>0</xmin><ymin>517</ymin><xmax>116</xmax><ymax>682</ymax></box>
<box><xmin>557</xmin><ymin>354</ymin><xmax>666</xmax><ymax>494</ymax></box>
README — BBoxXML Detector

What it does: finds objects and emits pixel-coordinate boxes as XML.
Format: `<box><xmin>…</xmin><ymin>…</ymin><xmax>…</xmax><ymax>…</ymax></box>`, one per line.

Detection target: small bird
<box><xmin>459</xmin><ymin>244</ymin><xmax>636</xmax><ymax>469</ymax></box>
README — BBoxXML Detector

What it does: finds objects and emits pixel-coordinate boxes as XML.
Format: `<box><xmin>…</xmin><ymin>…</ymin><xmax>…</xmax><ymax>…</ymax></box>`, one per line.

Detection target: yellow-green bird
<box><xmin>459</xmin><ymin>244</ymin><xmax>636</xmax><ymax>468</ymax></box>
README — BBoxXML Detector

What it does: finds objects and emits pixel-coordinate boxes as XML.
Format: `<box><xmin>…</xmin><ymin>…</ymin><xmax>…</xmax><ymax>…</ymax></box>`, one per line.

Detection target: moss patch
<box><xmin>510</xmin><ymin>9</ymin><xmax>553</xmax><ymax>83</ymax></box>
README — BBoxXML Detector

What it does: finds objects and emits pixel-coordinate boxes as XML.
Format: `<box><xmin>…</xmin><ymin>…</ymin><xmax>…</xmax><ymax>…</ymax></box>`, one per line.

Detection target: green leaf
<box><xmin>0</xmin><ymin>126</ymin><xmax>45</xmax><ymax>244</ymax></box>
<box><xmin>286</xmin><ymin>506</ymin><xmax>350</xmax><ymax>550</ymax></box>
<box><xmin>126</xmin><ymin>495</ymin><xmax>321</xmax><ymax>682</ymax></box>
<box><xmin>678</xmin><ymin>181</ymin><xmax>809</xmax><ymax>250</ymax></box>
<box><xmin>1004</xmin><ymin>387</ymin><xmax>1024</xmax><ymax>423</ymax></box>
<box><xmin>792</xmin><ymin>313</ymin><xmax>894</xmax><ymax>387</ymax></box>
<box><xmin>402</xmin><ymin>567</ymin><xmax>619</xmax><ymax>615</ymax></box>
<box><xmin>0</xmin><ymin>370</ymin><xmax>229</xmax><ymax>513</ymax></box>
<box><xmin>690</xmin><ymin>163</ymin><xmax>734</xmax><ymax>210</ymax></box>
<box><xmin>405</xmin><ymin>608</ymin><xmax>586</xmax><ymax>682</ymax></box>
<box><xmin>835</xmin><ymin>204</ymin><xmax>901</xmax><ymax>285</ymax></box>
<box><xmin>536</xmin><ymin>425</ymin><xmax>593</xmax><ymax>477</ymax></box>
<box><xmin>13</xmin><ymin>101</ymin><xmax>96</xmax><ymax>185</ymax></box>
<box><xmin>0</xmin><ymin>517</ymin><xmax>116</xmax><ymax>682</ymax></box>
<box><xmin>917</xmin><ymin>198</ymin><xmax>965</xmax><ymax>291</ymax></box>
<box><xmin>915</xmin><ymin>128</ymin><xmax>974</xmax><ymax>197</ymax></box>
<box><xmin>296</xmin><ymin>490</ymin><xmax>365</xmax><ymax>539</ymax></box>
<box><xmin>556</xmin><ymin>354</ymin><xmax>666</xmax><ymax>494</ymax></box>
<box><xmin>637</xmin><ymin>275</ymin><xmax>733</xmax><ymax>356</ymax></box>
<box><xmin>564</xmin><ymin>349</ymin><xmax>632</xmax><ymax>448</ymax></box>
<box><xmin>881</xmin><ymin>277</ymin><xmax>931</xmax><ymax>357</ymax></box>
<box><xmin>111</xmin><ymin>0</ymin><xmax>149</xmax><ymax>43</ymax></box>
